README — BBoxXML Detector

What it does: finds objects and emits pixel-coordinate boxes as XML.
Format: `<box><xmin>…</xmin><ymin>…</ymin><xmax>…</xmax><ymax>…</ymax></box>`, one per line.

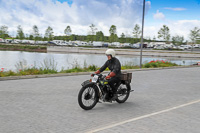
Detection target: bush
<box><xmin>88</xmin><ymin>65</ymin><xmax>98</xmax><ymax>71</ymax></box>
<box><xmin>143</xmin><ymin>60</ymin><xmax>178</xmax><ymax>68</ymax></box>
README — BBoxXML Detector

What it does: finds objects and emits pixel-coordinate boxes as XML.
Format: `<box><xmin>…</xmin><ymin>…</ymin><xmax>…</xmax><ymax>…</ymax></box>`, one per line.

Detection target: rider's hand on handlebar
<box><xmin>105</xmin><ymin>75</ymin><xmax>111</xmax><ymax>80</ymax></box>
<box><xmin>91</xmin><ymin>70</ymin><xmax>101</xmax><ymax>77</ymax></box>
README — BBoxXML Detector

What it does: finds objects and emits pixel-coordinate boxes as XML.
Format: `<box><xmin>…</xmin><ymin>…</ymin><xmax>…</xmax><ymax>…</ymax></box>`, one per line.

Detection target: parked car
<box><xmin>154</xmin><ymin>45</ymin><xmax>165</xmax><ymax>49</ymax></box>
<box><xmin>0</xmin><ymin>38</ymin><xmax>5</xmax><ymax>43</ymax></box>
<box><xmin>131</xmin><ymin>43</ymin><xmax>140</xmax><ymax>49</ymax></box>
<box><xmin>93</xmin><ymin>41</ymin><xmax>103</xmax><ymax>47</ymax></box>
<box><xmin>185</xmin><ymin>45</ymin><xmax>192</xmax><ymax>49</ymax></box>
<box><xmin>194</xmin><ymin>44</ymin><xmax>200</xmax><ymax>48</ymax></box>
<box><xmin>178</xmin><ymin>45</ymin><xmax>189</xmax><ymax>50</ymax></box>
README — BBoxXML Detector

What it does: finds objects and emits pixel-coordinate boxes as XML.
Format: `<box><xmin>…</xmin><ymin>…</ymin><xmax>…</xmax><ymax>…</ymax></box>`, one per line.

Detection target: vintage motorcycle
<box><xmin>78</xmin><ymin>73</ymin><xmax>133</xmax><ymax>110</ymax></box>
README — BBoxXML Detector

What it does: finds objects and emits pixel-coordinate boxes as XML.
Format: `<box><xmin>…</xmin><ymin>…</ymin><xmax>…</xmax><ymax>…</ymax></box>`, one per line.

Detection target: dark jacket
<box><xmin>99</xmin><ymin>57</ymin><xmax>121</xmax><ymax>78</ymax></box>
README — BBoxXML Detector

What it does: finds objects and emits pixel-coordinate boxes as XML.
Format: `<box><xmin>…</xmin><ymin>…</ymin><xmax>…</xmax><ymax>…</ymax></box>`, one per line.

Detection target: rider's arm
<box><xmin>105</xmin><ymin>72</ymin><xmax>116</xmax><ymax>79</ymax></box>
<box><xmin>92</xmin><ymin>61</ymin><xmax>108</xmax><ymax>76</ymax></box>
<box><xmin>112</xmin><ymin>60</ymin><xmax>121</xmax><ymax>74</ymax></box>
<box><xmin>99</xmin><ymin>60</ymin><xmax>109</xmax><ymax>73</ymax></box>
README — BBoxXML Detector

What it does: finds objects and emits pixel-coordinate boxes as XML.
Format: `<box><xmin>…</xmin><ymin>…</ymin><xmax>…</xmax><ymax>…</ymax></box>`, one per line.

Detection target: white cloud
<box><xmin>164</xmin><ymin>7</ymin><xmax>187</xmax><ymax>11</ymax></box>
<box><xmin>3</xmin><ymin>0</ymin><xmax>198</xmax><ymax>41</ymax></box>
<box><xmin>144</xmin><ymin>20</ymin><xmax>200</xmax><ymax>41</ymax></box>
<box><xmin>153</xmin><ymin>10</ymin><xmax>165</xmax><ymax>20</ymax></box>
<box><xmin>168</xmin><ymin>20</ymin><xmax>200</xmax><ymax>40</ymax></box>
<box><xmin>0</xmin><ymin>0</ymin><xmax>151</xmax><ymax>37</ymax></box>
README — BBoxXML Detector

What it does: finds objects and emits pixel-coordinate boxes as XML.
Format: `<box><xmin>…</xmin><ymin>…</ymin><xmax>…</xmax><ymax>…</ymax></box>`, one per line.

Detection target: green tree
<box><xmin>189</xmin><ymin>27</ymin><xmax>200</xmax><ymax>43</ymax></box>
<box><xmin>197</xmin><ymin>38</ymin><xmax>200</xmax><ymax>44</ymax></box>
<box><xmin>0</xmin><ymin>25</ymin><xmax>9</xmax><ymax>40</ymax></box>
<box><xmin>109</xmin><ymin>25</ymin><xmax>117</xmax><ymax>35</ymax></box>
<box><xmin>145</xmin><ymin>36</ymin><xmax>151</xmax><ymax>43</ymax></box>
<box><xmin>29</xmin><ymin>35</ymin><xmax>34</xmax><ymax>40</ymax></box>
<box><xmin>17</xmin><ymin>25</ymin><xmax>25</xmax><ymax>40</ymax></box>
<box><xmin>87</xmin><ymin>34</ymin><xmax>97</xmax><ymax>41</ymax></box>
<box><xmin>64</xmin><ymin>26</ymin><xmax>72</xmax><ymax>36</ymax></box>
<box><xmin>88</xmin><ymin>24</ymin><xmax>97</xmax><ymax>41</ymax></box>
<box><xmin>172</xmin><ymin>35</ymin><xmax>184</xmax><ymax>46</ymax></box>
<box><xmin>32</xmin><ymin>25</ymin><xmax>39</xmax><ymax>43</ymax></box>
<box><xmin>158</xmin><ymin>25</ymin><xmax>170</xmax><ymax>42</ymax></box>
<box><xmin>153</xmin><ymin>36</ymin><xmax>156</xmax><ymax>42</ymax></box>
<box><xmin>132</xmin><ymin>24</ymin><xmax>141</xmax><ymax>38</ymax></box>
<box><xmin>89</xmin><ymin>24</ymin><xmax>97</xmax><ymax>35</ymax></box>
<box><xmin>109</xmin><ymin>33</ymin><xmax>118</xmax><ymax>42</ymax></box>
<box><xmin>45</xmin><ymin>26</ymin><xmax>54</xmax><ymax>41</ymax></box>
<box><xmin>96</xmin><ymin>31</ymin><xmax>104</xmax><ymax>41</ymax></box>
<box><xmin>70</xmin><ymin>34</ymin><xmax>76</xmax><ymax>41</ymax></box>
<box><xmin>109</xmin><ymin>25</ymin><xmax>118</xmax><ymax>42</ymax></box>
<box><xmin>120</xmin><ymin>33</ymin><xmax>126</xmax><ymax>43</ymax></box>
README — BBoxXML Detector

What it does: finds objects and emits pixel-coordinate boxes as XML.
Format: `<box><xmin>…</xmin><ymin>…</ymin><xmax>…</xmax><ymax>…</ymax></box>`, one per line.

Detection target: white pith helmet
<box><xmin>105</xmin><ymin>49</ymin><xmax>115</xmax><ymax>57</ymax></box>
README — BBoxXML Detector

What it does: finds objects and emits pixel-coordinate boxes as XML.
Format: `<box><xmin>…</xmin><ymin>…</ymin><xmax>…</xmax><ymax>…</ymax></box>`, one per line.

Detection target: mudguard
<box><xmin>81</xmin><ymin>80</ymin><xmax>94</xmax><ymax>86</ymax></box>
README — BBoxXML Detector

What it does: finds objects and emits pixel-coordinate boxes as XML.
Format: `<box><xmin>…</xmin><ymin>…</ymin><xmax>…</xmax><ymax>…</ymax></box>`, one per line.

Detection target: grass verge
<box><xmin>0</xmin><ymin>60</ymin><xmax>179</xmax><ymax>77</ymax></box>
<box><xmin>0</xmin><ymin>44</ymin><xmax>47</xmax><ymax>52</ymax></box>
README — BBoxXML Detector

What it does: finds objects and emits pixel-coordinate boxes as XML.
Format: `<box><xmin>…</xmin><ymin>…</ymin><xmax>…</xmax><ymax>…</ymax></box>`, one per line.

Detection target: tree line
<box><xmin>0</xmin><ymin>24</ymin><xmax>200</xmax><ymax>45</ymax></box>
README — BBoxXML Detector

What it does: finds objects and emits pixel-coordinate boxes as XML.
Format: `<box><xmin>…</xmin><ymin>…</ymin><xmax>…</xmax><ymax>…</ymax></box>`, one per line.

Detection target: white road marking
<box><xmin>86</xmin><ymin>99</ymin><xmax>200</xmax><ymax>133</ymax></box>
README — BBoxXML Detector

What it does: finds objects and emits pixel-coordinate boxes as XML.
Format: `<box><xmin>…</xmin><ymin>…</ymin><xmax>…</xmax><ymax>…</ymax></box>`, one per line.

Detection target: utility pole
<box><xmin>140</xmin><ymin>0</ymin><xmax>145</xmax><ymax>68</ymax></box>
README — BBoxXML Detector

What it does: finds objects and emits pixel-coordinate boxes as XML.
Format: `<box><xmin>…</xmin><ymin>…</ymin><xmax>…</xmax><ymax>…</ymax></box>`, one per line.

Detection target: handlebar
<box><xmin>91</xmin><ymin>73</ymin><xmax>103</xmax><ymax>77</ymax></box>
<box><xmin>91</xmin><ymin>74</ymin><xmax>109</xmax><ymax>82</ymax></box>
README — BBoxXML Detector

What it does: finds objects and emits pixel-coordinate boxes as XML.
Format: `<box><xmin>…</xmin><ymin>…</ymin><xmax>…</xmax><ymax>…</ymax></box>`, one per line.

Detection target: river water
<box><xmin>0</xmin><ymin>51</ymin><xmax>199</xmax><ymax>72</ymax></box>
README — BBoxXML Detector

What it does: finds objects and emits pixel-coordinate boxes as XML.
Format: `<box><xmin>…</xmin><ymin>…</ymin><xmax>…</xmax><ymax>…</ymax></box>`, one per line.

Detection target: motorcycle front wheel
<box><xmin>115</xmin><ymin>84</ymin><xmax>130</xmax><ymax>103</ymax></box>
<box><xmin>78</xmin><ymin>84</ymin><xmax>98</xmax><ymax>110</ymax></box>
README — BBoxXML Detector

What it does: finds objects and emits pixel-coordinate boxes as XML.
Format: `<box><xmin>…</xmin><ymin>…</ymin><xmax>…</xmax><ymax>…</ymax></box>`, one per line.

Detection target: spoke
<box><xmin>117</xmin><ymin>84</ymin><xmax>128</xmax><ymax>100</ymax></box>
<box><xmin>82</xmin><ymin>87</ymin><xmax>96</xmax><ymax>107</ymax></box>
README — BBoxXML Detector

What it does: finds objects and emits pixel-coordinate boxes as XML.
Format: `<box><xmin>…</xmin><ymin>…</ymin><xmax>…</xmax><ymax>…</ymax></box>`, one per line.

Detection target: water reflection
<box><xmin>0</xmin><ymin>51</ymin><xmax>198</xmax><ymax>71</ymax></box>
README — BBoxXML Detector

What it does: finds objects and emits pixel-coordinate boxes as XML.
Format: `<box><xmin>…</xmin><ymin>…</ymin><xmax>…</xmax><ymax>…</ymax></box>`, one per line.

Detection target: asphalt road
<box><xmin>0</xmin><ymin>67</ymin><xmax>200</xmax><ymax>133</ymax></box>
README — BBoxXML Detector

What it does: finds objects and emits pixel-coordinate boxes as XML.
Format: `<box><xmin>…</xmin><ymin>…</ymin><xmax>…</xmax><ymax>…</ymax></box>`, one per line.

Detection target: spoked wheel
<box><xmin>78</xmin><ymin>85</ymin><xmax>98</xmax><ymax>110</ymax></box>
<box><xmin>115</xmin><ymin>84</ymin><xmax>130</xmax><ymax>103</ymax></box>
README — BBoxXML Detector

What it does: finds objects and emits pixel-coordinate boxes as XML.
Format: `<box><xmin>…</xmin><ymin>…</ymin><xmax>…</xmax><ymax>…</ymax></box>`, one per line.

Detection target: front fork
<box><xmin>93</xmin><ymin>84</ymin><xmax>103</xmax><ymax>101</ymax></box>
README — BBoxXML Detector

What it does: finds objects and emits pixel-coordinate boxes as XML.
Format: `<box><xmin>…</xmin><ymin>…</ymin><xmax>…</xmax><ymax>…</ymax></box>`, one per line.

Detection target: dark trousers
<box><xmin>108</xmin><ymin>77</ymin><xmax>120</xmax><ymax>94</ymax></box>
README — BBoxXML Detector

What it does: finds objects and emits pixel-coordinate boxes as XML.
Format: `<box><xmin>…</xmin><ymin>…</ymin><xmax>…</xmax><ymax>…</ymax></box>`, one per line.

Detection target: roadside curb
<box><xmin>0</xmin><ymin>65</ymin><xmax>199</xmax><ymax>81</ymax></box>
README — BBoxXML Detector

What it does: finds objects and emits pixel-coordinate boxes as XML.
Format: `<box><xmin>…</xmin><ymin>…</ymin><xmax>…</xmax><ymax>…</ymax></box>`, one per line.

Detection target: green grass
<box><xmin>0</xmin><ymin>60</ymin><xmax>179</xmax><ymax>77</ymax></box>
<box><xmin>121</xmin><ymin>61</ymin><xmax>140</xmax><ymax>70</ymax></box>
<box><xmin>0</xmin><ymin>44</ymin><xmax>47</xmax><ymax>51</ymax></box>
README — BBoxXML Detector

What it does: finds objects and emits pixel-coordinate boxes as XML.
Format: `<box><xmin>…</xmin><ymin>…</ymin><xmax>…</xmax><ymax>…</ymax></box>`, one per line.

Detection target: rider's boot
<box><xmin>111</xmin><ymin>88</ymin><xmax>118</xmax><ymax>101</ymax></box>
<box><xmin>110</xmin><ymin>95</ymin><xmax>117</xmax><ymax>101</ymax></box>
<box><xmin>103</xmin><ymin>93</ymin><xmax>109</xmax><ymax>102</ymax></box>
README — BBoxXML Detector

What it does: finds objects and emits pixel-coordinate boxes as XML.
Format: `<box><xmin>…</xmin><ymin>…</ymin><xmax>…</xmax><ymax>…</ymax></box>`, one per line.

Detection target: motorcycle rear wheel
<box><xmin>115</xmin><ymin>84</ymin><xmax>130</xmax><ymax>103</ymax></box>
<box><xmin>78</xmin><ymin>85</ymin><xmax>98</xmax><ymax>110</ymax></box>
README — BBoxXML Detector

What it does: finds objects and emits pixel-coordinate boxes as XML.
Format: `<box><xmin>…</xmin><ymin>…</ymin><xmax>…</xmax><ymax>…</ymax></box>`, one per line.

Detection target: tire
<box><xmin>115</xmin><ymin>83</ymin><xmax>130</xmax><ymax>103</ymax></box>
<box><xmin>78</xmin><ymin>84</ymin><xmax>98</xmax><ymax>110</ymax></box>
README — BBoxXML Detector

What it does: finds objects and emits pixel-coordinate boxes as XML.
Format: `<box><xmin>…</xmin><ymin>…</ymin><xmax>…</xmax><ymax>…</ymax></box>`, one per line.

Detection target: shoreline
<box><xmin>0</xmin><ymin>48</ymin><xmax>47</xmax><ymax>52</ymax></box>
<box><xmin>47</xmin><ymin>46</ymin><xmax>200</xmax><ymax>58</ymax></box>
<box><xmin>0</xmin><ymin>44</ymin><xmax>47</xmax><ymax>52</ymax></box>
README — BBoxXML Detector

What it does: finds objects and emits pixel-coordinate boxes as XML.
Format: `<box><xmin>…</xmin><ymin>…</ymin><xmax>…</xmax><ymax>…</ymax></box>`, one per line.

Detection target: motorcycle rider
<box><xmin>92</xmin><ymin>49</ymin><xmax>121</xmax><ymax>100</ymax></box>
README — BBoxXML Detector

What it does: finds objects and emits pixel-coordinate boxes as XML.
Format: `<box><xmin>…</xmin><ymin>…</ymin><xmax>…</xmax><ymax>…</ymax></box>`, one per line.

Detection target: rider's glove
<box><xmin>91</xmin><ymin>70</ymin><xmax>100</xmax><ymax>77</ymax></box>
<box><xmin>105</xmin><ymin>75</ymin><xmax>111</xmax><ymax>79</ymax></box>
<box><xmin>105</xmin><ymin>72</ymin><xmax>116</xmax><ymax>80</ymax></box>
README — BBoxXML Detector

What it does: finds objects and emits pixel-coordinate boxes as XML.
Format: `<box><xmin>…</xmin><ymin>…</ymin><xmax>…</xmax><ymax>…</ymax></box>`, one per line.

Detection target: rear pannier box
<box><xmin>120</xmin><ymin>72</ymin><xmax>132</xmax><ymax>83</ymax></box>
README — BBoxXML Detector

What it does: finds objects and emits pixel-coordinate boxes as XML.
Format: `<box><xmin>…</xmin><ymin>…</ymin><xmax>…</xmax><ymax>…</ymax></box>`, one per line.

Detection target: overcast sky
<box><xmin>0</xmin><ymin>0</ymin><xmax>200</xmax><ymax>41</ymax></box>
